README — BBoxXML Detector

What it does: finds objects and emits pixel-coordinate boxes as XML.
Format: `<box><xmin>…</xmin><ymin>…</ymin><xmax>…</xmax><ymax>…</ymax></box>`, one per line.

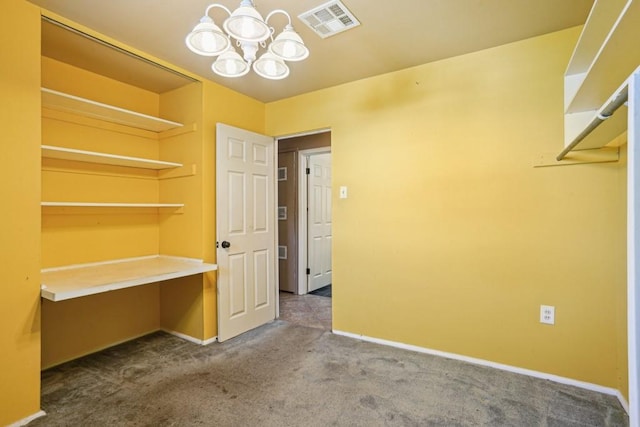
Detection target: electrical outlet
<box><xmin>540</xmin><ymin>305</ymin><xmax>555</xmax><ymax>325</ymax></box>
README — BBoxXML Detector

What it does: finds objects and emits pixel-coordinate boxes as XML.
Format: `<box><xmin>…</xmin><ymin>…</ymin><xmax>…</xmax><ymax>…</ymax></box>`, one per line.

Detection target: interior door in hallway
<box><xmin>216</xmin><ymin>123</ymin><xmax>276</xmax><ymax>342</ymax></box>
<box><xmin>307</xmin><ymin>152</ymin><xmax>332</xmax><ymax>292</ymax></box>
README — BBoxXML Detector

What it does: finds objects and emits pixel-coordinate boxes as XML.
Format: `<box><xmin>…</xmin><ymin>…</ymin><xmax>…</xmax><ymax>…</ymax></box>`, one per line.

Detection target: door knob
<box><xmin>221</xmin><ymin>241</ymin><xmax>231</xmax><ymax>249</ymax></box>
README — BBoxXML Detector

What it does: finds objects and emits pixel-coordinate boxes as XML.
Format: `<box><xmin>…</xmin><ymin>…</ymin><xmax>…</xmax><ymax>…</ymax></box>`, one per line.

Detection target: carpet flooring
<box><xmin>278</xmin><ymin>291</ymin><xmax>331</xmax><ymax>330</ymax></box>
<box><xmin>31</xmin><ymin>321</ymin><xmax>627</xmax><ymax>426</ymax></box>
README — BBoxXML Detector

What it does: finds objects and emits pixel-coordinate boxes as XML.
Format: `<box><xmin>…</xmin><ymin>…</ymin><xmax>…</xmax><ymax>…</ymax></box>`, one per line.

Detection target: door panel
<box><xmin>254</xmin><ymin>175</ymin><xmax>268</xmax><ymax>232</ymax></box>
<box><xmin>228</xmin><ymin>253</ymin><xmax>247</xmax><ymax>318</ymax></box>
<box><xmin>228</xmin><ymin>172</ymin><xmax>246</xmax><ymax>234</ymax></box>
<box><xmin>217</xmin><ymin>123</ymin><xmax>276</xmax><ymax>341</ymax></box>
<box><xmin>254</xmin><ymin>250</ymin><xmax>269</xmax><ymax>307</ymax></box>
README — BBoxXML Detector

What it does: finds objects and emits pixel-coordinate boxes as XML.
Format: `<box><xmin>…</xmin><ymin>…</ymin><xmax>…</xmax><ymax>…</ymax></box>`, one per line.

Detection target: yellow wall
<box><xmin>41</xmin><ymin>286</ymin><xmax>160</xmax><ymax>367</ymax></box>
<box><xmin>1</xmin><ymin>3</ymin><xmax>629</xmax><ymax>423</ymax></box>
<box><xmin>158</xmin><ymin>82</ymin><xmax>206</xmax><ymax>339</ymax></box>
<box><xmin>266</xmin><ymin>27</ymin><xmax>628</xmax><ymax>392</ymax></box>
<box><xmin>0</xmin><ymin>0</ymin><xmax>42</xmax><ymax>424</ymax></box>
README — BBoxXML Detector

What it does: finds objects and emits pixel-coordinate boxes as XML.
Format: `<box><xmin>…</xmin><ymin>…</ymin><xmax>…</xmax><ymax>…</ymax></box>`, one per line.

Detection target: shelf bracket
<box><xmin>159</xmin><ymin>122</ymin><xmax>197</xmax><ymax>139</ymax></box>
<box><xmin>158</xmin><ymin>163</ymin><xmax>197</xmax><ymax>180</ymax></box>
<box><xmin>534</xmin><ymin>147</ymin><xmax>620</xmax><ymax>168</ymax></box>
<box><xmin>558</xmin><ymin>83</ymin><xmax>629</xmax><ymax>161</ymax></box>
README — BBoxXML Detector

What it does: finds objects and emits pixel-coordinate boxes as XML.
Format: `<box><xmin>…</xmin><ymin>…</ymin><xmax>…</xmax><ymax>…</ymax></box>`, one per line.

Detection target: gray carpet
<box><xmin>278</xmin><ymin>292</ymin><xmax>331</xmax><ymax>330</ymax></box>
<box><xmin>32</xmin><ymin>321</ymin><xmax>628</xmax><ymax>426</ymax></box>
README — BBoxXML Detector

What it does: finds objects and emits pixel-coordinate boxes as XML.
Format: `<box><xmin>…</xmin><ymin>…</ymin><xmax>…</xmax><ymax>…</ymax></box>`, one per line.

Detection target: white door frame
<box><xmin>297</xmin><ymin>147</ymin><xmax>331</xmax><ymax>294</ymax></box>
<box><xmin>628</xmin><ymin>68</ymin><xmax>640</xmax><ymax>427</ymax></box>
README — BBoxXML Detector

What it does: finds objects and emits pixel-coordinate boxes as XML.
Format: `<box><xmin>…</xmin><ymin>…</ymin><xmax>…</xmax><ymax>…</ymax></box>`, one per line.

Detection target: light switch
<box><xmin>339</xmin><ymin>186</ymin><xmax>348</xmax><ymax>199</ymax></box>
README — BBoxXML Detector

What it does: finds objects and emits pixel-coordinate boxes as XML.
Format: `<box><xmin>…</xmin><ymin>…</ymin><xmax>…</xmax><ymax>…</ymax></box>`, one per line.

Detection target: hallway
<box><xmin>278</xmin><ymin>291</ymin><xmax>332</xmax><ymax>331</ymax></box>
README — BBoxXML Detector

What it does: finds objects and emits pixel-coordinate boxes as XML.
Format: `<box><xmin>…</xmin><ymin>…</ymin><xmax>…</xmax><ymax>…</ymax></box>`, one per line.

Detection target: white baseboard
<box><xmin>162</xmin><ymin>328</ymin><xmax>217</xmax><ymax>346</ymax></box>
<box><xmin>332</xmin><ymin>329</ymin><xmax>629</xmax><ymax>414</ymax></box>
<box><xmin>202</xmin><ymin>335</ymin><xmax>218</xmax><ymax>345</ymax></box>
<box><xmin>7</xmin><ymin>410</ymin><xmax>46</xmax><ymax>426</ymax></box>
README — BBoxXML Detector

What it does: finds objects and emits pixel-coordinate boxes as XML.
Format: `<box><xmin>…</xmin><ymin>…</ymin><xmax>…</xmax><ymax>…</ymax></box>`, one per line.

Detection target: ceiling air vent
<box><xmin>298</xmin><ymin>0</ymin><xmax>361</xmax><ymax>39</ymax></box>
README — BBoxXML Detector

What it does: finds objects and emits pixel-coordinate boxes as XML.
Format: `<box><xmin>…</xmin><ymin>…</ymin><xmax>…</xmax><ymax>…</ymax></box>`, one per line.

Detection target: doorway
<box><xmin>277</xmin><ymin>131</ymin><xmax>331</xmax><ymax>295</ymax></box>
<box><xmin>277</xmin><ymin>131</ymin><xmax>332</xmax><ymax>329</ymax></box>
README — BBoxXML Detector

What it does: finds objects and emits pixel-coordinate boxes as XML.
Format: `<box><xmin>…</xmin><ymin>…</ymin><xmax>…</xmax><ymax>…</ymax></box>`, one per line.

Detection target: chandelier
<box><xmin>185</xmin><ymin>0</ymin><xmax>309</xmax><ymax>80</ymax></box>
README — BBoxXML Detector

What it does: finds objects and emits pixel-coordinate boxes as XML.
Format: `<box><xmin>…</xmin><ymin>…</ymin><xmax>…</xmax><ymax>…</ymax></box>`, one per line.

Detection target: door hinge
<box><xmin>306</xmin><ymin>268</ymin><xmax>310</xmax><ymax>275</ymax></box>
<box><xmin>306</xmin><ymin>167</ymin><xmax>310</xmax><ymax>175</ymax></box>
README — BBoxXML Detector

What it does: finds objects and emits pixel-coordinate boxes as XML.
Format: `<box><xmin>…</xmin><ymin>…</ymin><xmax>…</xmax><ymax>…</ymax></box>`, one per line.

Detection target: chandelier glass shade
<box><xmin>185</xmin><ymin>0</ymin><xmax>309</xmax><ymax>80</ymax></box>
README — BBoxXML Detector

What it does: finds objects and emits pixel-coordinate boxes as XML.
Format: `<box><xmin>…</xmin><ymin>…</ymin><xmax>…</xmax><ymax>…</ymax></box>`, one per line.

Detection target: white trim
<box><xmin>162</xmin><ymin>328</ymin><xmax>217</xmax><ymax>346</ymax></box>
<box><xmin>7</xmin><ymin>410</ymin><xmax>46</xmax><ymax>427</ymax></box>
<box><xmin>274</xmin><ymin>137</ymin><xmax>280</xmax><ymax>319</ymax></box>
<box><xmin>202</xmin><ymin>336</ymin><xmax>218</xmax><ymax>346</ymax></box>
<box><xmin>619</xmin><ymin>390</ymin><xmax>632</xmax><ymax>414</ymax></box>
<box><xmin>628</xmin><ymin>68</ymin><xmax>640</xmax><ymax>427</ymax></box>
<box><xmin>275</xmin><ymin>127</ymin><xmax>331</xmax><ymax>140</ymax></box>
<box><xmin>333</xmin><ymin>329</ymin><xmax>629</xmax><ymax>414</ymax></box>
<box><xmin>297</xmin><ymin>151</ymin><xmax>308</xmax><ymax>294</ymax></box>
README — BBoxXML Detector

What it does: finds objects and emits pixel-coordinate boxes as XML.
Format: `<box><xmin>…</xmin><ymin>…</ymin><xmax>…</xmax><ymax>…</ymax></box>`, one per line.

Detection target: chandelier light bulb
<box><xmin>269</xmin><ymin>25</ymin><xmax>309</xmax><ymax>61</ymax></box>
<box><xmin>253</xmin><ymin>52</ymin><xmax>289</xmax><ymax>80</ymax></box>
<box><xmin>223</xmin><ymin>1</ymin><xmax>270</xmax><ymax>42</ymax></box>
<box><xmin>282</xmin><ymin>42</ymin><xmax>297</xmax><ymax>58</ymax></box>
<box><xmin>224</xmin><ymin>60</ymin><xmax>239</xmax><ymax>75</ymax></box>
<box><xmin>212</xmin><ymin>48</ymin><xmax>250</xmax><ymax>78</ymax></box>
<box><xmin>185</xmin><ymin>16</ymin><xmax>229</xmax><ymax>56</ymax></box>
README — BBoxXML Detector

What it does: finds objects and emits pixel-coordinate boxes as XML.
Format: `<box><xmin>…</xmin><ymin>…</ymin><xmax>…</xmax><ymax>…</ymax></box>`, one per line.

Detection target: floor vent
<box><xmin>298</xmin><ymin>0</ymin><xmax>361</xmax><ymax>39</ymax></box>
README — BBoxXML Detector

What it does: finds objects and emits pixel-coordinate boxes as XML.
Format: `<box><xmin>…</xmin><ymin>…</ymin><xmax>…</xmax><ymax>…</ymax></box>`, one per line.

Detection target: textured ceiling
<box><xmin>29</xmin><ymin>0</ymin><xmax>594</xmax><ymax>102</ymax></box>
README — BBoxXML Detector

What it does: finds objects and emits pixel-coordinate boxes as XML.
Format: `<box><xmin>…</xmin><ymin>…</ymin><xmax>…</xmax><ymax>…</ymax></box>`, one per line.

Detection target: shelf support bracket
<box><xmin>557</xmin><ymin>85</ymin><xmax>629</xmax><ymax>161</ymax></box>
<box><xmin>534</xmin><ymin>146</ymin><xmax>620</xmax><ymax>168</ymax></box>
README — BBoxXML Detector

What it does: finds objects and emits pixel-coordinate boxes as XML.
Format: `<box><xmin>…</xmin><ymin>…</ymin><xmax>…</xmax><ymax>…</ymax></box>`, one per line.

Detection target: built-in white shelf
<box><xmin>41</xmin><ymin>88</ymin><xmax>183</xmax><ymax>132</ymax></box>
<box><xmin>41</xmin><ymin>202</ymin><xmax>184</xmax><ymax>208</ymax></box>
<box><xmin>42</xmin><ymin>145</ymin><xmax>182</xmax><ymax>170</ymax></box>
<box><xmin>565</xmin><ymin>0</ymin><xmax>640</xmax><ymax>115</ymax></box>
<box><xmin>561</xmin><ymin>0</ymin><xmax>639</xmax><ymax>154</ymax></box>
<box><xmin>41</xmin><ymin>255</ymin><xmax>218</xmax><ymax>301</ymax></box>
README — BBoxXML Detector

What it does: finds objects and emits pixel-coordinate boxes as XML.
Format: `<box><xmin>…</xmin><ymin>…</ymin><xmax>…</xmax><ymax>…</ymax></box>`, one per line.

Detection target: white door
<box><xmin>216</xmin><ymin>123</ymin><xmax>276</xmax><ymax>342</ymax></box>
<box><xmin>307</xmin><ymin>153</ymin><xmax>332</xmax><ymax>292</ymax></box>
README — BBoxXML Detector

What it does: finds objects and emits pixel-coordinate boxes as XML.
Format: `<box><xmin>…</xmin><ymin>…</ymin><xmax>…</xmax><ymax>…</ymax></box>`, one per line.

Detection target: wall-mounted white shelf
<box><xmin>41</xmin><ymin>255</ymin><xmax>218</xmax><ymax>301</ymax></box>
<box><xmin>565</xmin><ymin>0</ymin><xmax>640</xmax><ymax>115</ymax></box>
<box><xmin>41</xmin><ymin>88</ymin><xmax>183</xmax><ymax>132</ymax></box>
<box><xmin>561</xmin><ymin>0</ymin><xmax>639</xmax><ymax>154</ymax></box>
<box><xmin>41</xmin><ymin>202</ymin><xmax>184</xmax><ymax>208</ymax></box>
<box><xmin>42</xmin><ymin>145</ymin><xmax>182</xmax><ymax>170</ymax></box>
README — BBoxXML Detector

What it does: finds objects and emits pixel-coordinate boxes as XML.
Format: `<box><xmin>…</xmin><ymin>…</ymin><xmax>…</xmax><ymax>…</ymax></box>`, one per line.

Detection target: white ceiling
<box><xmin>28</xmin><ymin>0</ymin><xmax>595</xmax><ymax>102</ymax></box>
